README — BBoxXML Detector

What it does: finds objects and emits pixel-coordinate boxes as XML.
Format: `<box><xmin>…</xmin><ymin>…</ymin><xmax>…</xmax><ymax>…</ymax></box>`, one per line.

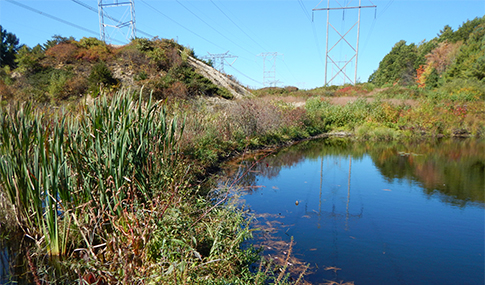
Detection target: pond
<box><xmin>220</xmin><ymin>138</ymin><xmax>485</xmax><ymax>285</ymax></box>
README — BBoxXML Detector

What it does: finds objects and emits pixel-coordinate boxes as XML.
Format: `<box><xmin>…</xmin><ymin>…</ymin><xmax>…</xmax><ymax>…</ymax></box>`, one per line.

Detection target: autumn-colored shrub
<box><xmin>166</xmin><ymin>81</ymin><xmax>188</xmax><ymax>99</ymax></box>
<box><xmin>76</xmin><ymin>45</ymin><xmax>111</xmax><ymax>62</ymax></box>
<box><xmin>65</xmin><ymin>76</ymin><xmax>88</xmax><ymax>98</ymax></box>
<box><xmin>45</xmin><ymin>43</ymin><xmax>78</xmax><ymax>64</ymax></box>
<box><xmin>0</xmin><ymin>80</ymin><xmax>13</xmax><ymax>100</ymax></box>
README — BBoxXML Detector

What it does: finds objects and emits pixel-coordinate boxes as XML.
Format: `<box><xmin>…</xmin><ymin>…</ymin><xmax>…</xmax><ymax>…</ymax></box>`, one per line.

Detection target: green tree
<box><xmin>437</xmin><ymin>25</ymin><xmax>454</xmax><ymax>42</ymax></box>
<box><xmin>14</xmin><ymin>44</ymin><xmax>45</xmax><ymax>73</ymax></box>
<box><xmin>0</xmin><ymin>25</ymin><xmax>22</xmax><ymax>68</ymax></box>
<box><xmin>43</xmin><ymin>35</ymin><xmax>75</xmax><ymax>50</ymax></box>
<box><xmin>368</xmin><ymin>40</ymin><xmax>418</xmax><ymax>86</ymax></box>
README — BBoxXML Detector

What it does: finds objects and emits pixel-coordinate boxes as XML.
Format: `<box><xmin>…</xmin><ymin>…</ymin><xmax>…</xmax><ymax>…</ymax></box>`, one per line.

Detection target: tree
<box><xmin>43</xmin><ymin>35</ymin><xmax>75</xmax><ymax>51</ymax></box>
<box><xmin>368</xmin><ymin>40</ymin><xmax>418</xmax><ymax>86</ymax></box>
<box><xmin>437</xmin><ymin>25</ymin><xmax>454</xmax><ymax>42</ymax></box>
<box><xmin>0</xmin><ymin>25</ymin><xmax>21</xmax><ymax>68</ymax></box>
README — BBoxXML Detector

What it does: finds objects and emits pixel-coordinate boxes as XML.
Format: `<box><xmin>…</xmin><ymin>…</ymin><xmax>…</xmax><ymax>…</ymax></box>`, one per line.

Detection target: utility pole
<box><xmin>98</xmin><ymin>0</ymin><xmax>136</xmax><ymax>44</ymax></box>
<box><xmin>257</xmin><ymin>52</ymin><xmax>282</xmax><ymax>87</ymax></box>
<box><xmin>313</xmin><ymin>0</ymin><xmax>376</xmax><ymax>85</ymax></box>
<box><xmin>202</xmin><ymin>51</ymin><xmax>237</xmax><ymax>73</ymax></box>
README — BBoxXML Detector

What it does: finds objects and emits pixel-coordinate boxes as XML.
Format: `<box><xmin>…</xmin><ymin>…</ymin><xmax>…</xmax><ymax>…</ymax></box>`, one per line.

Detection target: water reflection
<box><xmin>221</xmin><ymin>138</ymin><xmax>485</xmax><ymax>285</ymax></box>
<box><xmin>225</xmin><ymin>138</ymin><xmax>485</xmax><ymax>206</ymax></box>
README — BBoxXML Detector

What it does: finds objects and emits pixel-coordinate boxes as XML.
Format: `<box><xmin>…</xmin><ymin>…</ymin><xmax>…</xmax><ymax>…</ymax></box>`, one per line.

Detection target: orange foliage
<box><xmin>425</xmin><ymin>41</ymin><xmax>462</xmax><ymax>73</ymax></box>
<box><xmin>45</xmin><ymin>43</ymin><xmax>78</xmax><ymax>64</ymax></box>
<box><xmin>416</xmin><ymin>65</ymin><xmax>426</xmax><ymax>88</ymax></box>
<box><xmin>76</xmin><ymin>46</ymin><xmax>111</xmax><ymax>62</ymax></box>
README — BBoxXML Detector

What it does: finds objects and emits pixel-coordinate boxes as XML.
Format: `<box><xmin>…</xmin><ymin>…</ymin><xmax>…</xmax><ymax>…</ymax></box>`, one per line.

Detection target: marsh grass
<box><xmin>0</xmin><ymin>89</ymin><xmax>308</xmax><ymax>284</ymax></box>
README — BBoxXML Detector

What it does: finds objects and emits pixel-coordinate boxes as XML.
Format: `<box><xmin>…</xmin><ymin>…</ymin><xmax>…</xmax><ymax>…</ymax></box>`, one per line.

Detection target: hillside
<box><xmin>0</xmin><ymin>36</ymin><xmax>250</xmax><ymax>104</ymax></box>
<box><xmin>368</xmin><ymin>16</ymin><xmax>485</xmax><ymax>100</ymax></box>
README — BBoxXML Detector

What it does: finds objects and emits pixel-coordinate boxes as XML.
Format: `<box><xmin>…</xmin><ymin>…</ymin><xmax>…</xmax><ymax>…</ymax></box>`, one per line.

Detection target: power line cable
<box><xmin>174</xmin><ymin>0</ymin><xmax>255</xmax><ymax>56</ymax></box>
<box><xmin>377</xmin><ymin>0</ymin><xmax>395</xmax><ymax>18</ymax></box>
<box><xmin>297</xmin><ymin>0</ymin><xmax>312</xmax><ymax>22</ymax></box>
<box><xmin>312</xmin><ymin>20</ymin><xmax>326</xmax><ymax>69</ymax></box>
<box><xmin>210</xmin><ymin>0</ymin><xmax>267</xmax><ymax>52</ymax></box>
<box><xmin>4</xmin><ymin>0</ymin><xmax>127</xmax><ymax>43</ymax></box>
<box><xmin>139</xmin><ymin>0</ymin><xmax>226</xmax><ymax>50</ymax></box>
<box><xmin>216</xmin><ymin>0</ymin><xmax>272</xmax><ymax>52</ymax></box>
<box><xmin>280</xmin><ymin>57</ymin><xmax>298</xmax><ymax>85</ymax></box>
<box><xmin>227</xmin><ymin>64</ymin><xmax>263</xmax><ymax>86</ymax></box>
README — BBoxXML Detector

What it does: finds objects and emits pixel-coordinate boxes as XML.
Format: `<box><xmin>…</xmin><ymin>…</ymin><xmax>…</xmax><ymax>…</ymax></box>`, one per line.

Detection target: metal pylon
<box><xmin>257</xmin><ymin>52</ymin><xmax>282</xmax><ymax>87</ymax></box>
<box><xmin>313</xmin><ymin>0</ymin><xmax>376</xmax><ymax>85</ymax></box>
<box><xmin>98</xmin><ymin>0</ymin><xmax>136</xmax><ymax>44</ymax></box>
<box><xmin>203</xmin><ymin>51</ymin><xmax>237</xmax><ymax>73</ymax></box>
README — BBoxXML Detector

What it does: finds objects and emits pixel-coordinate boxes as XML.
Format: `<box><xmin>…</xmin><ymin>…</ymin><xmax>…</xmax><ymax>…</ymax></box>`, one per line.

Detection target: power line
<box><xmin>297</xmin><ymin>0</ymin><xmax>312</xmax><ymax>22</ymax></box>
<box><xmin>227</xmin><ymin>64</ymin><xmax>263</xmax><ymax>86</ymax></box>
<box><xmin>280</xmin><ymin>57</ymin><xmax>298</xmax><ymax>85</ymax></box>
<box><xmin>377</xmin><ymin>0</ymin><xmax>395</xmax><ymax>18</ymax></box>
<box><xmin>139</xmin><ymin>0</ymin><xmax>226</xmax><ymax>50</ymax></box>
<box><xmin>5</xmin><ymin>0</ymin><xmax>121</xmax><ymax>42</ymax></box>
<box><xmin>210</xmin><ymin>0</ymin><xmax>267</xmax><ymax>52</ymax></box>
<box><xmin>174</xmin><ymin>0</ymin><xmax>255</xmax><ymax>56</ymax></box>
<box><xmin>312</xmin><ymin>22</ymin><xmax>326</xmax><ymax>69</ymax></box>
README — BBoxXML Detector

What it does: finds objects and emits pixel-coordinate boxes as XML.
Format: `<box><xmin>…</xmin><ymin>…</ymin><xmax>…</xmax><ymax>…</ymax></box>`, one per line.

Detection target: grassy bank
<box><xmin>0</xmin><ymin>85</ymin><xmax>483</xmax><ymax>284</ymax></box>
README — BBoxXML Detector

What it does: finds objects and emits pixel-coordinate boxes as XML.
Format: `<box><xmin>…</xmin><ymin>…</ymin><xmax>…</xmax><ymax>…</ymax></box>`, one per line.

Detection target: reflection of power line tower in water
<box><xmin>314</xmin><ymin>156</ymin><xmax>363</xmax><ymax>230</ymax></box>
<box><xmin>312</xmin><ymin>155</ymin><xmax>363</xmax><ymax>280</ymax></box>
<box><xmin>257</xmin><ymin>52</ymin><xmax>282</xmax><ymax>87</ymax></box>
<box><xmin>98</xmin><ymin>0</ymin><xmax>136</xmax><ymax>43</ymax></box>
<box><xmin>202</xmin><ymin>51</ymin><xmax>237</xmax><ymax>73</ymax></box>
<box><xmin>313</xmin><ymin>0</ymin><xmax>376</xmax><ymax>85</ymax></box>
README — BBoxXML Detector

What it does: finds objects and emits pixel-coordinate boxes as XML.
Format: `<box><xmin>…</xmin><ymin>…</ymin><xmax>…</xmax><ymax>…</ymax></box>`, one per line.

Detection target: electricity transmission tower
<box><xmin>313</xmin><ymin>0</ymin><xmax>376</xmax><ymax>85</ymax></box>
<box><xmin>257</xmin><ymin>52</ymin><xmax>282</xmax><ymax>87</ymax></box>
<box><xmin>98</xmin><ymin>0</ymin><xmax>136</xmax><ymax>44</ymax></box>
<box><xmin>203</xmin><ymin>51</ymin><xmax>237</xmax><ymax>73</ymax></box>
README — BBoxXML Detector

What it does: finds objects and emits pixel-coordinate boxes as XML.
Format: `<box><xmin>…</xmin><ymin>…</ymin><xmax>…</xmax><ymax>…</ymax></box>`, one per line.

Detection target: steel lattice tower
<box><xmin>202</xmin><ymin>51</ymin><xmax>237</xmax><ymax>73</ymax></box>
<box><xmin>257</xmin><ymin>52</ymin><xmax>282</xmax><ymax>87</ymax></box>
<box><xmin>98</xmin><ymin>0</ymin><xmax>136</xmax><ymax>44</ymax></box>
<box><xmin>313</xmin><ymin>0</ymin><xmax>376</xmax><ymax>85</ymax></box>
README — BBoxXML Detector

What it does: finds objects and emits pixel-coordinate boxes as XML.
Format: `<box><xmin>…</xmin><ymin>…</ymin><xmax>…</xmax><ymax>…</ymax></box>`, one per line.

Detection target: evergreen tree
<box><xmin>368</xmin><ymin>40</ymin><xmax>418</xmax><ymax>86</ymax></box>
<box><xmin>0</xmin><ymin>25</ymin><xmax>21</xmax><ymax>68</ymax></box>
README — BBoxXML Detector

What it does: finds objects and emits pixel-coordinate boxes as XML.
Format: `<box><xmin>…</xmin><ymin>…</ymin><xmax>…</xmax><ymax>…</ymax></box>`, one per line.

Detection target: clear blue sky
<box><xmin>1</xmin><ymin>0</ymin><xmax>484</xmax><ymax>89</ymax></box>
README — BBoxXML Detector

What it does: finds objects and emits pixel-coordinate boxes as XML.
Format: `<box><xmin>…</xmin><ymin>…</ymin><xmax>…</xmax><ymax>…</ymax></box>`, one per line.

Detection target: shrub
<box><xmin>14</xmin><ymin>45</ymin><xmax>45</xmax><ymax>73</ymax></box>
<box><xmin>0</xmin><ymin>79</ymin><xmax>13</xmax><ymax>101</ymax></box>
<box><xmin>133</xmin><ymin>38</ymin><xmax>154</xmax><ymax>52</ymax></box>
<box><xmin>48</xmin><ymin>71</ymin><xmax>69</xmax><ymax>99</ymax></box>
<box><xmin>78</xmin><ymin>37</ymin><xmax>105</xmax><ymax>49</ymax></box>
<box><xmin>438</xmin><ymin>78</ymin><xmax>485</xmax><ymax>101</ymax></box>
<box><xmin>88</xmin><ymin>62</ymin><xmax>118</xmax><ymax>89</ymax></box>
<box><xmin>45</xmin><ymin>43</ymin><xmax>78</xmax><ymax>64</ymax></box>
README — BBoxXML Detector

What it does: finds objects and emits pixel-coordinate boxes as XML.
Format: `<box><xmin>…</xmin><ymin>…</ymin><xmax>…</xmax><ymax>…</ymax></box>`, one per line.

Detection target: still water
<box><xmin>221</xmin><ymin>138</ymin><xmax>485</xmax><ymax>284</ymax></box>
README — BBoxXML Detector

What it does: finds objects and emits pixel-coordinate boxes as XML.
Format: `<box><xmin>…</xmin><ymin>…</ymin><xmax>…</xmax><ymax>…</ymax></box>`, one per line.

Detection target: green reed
<box><xmin>0</xmin><ymin>89</ymin><xmax>183</xmax><ymax>256</ymax></box>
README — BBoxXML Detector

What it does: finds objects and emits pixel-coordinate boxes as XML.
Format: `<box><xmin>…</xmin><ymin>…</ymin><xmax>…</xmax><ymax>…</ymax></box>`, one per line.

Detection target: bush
<box><xmin>438</xmin><ymin>78</ymin><xmax>485</xmax><ymax>101</ymax></box>
<box><xmin>14</xmin><ymin>45</ymin><xmax>45</xmax><ymax>73</ymax></box>
<box><xmin>88</xmin><ymin>62</ymin><xmax>118</xmax><ymax>89</ymax></box>
<box><xmin>45</xmin><ymin>43</ymin><xmax>78</xmax><ymax>64</ymax></box>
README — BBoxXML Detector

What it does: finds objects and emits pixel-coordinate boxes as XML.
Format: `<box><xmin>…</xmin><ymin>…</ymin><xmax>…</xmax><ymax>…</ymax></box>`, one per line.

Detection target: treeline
<box><xmin>369</xmin><ymin>16</ymin><xmax>485</xmax><ymax>100</ymax></box>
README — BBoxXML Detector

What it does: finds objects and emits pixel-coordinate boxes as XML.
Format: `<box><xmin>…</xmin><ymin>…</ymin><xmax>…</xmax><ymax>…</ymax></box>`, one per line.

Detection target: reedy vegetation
<box><xmin>0</xmin><ymin>16</ymin><xmax>484</xmax><ymax>284</ymax></box>
<box><xmin>0</xmin><ymin>89</ymin><xmax>310</xmax><ymax>284</ymax></box>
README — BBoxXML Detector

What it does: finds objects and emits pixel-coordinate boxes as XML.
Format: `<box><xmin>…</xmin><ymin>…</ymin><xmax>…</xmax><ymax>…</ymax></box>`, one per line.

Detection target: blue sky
<box><xmin>1</xmin><ymin>0</ymin><xmax>484</xmax><ymax>89</ymax></box>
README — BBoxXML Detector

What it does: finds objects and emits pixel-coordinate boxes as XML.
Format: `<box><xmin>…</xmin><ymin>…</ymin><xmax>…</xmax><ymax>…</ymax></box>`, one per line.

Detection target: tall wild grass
<box><xmin>0</xmin><ymin>89</ymin><xmax>183</xmax><ymax>257</ymax></box>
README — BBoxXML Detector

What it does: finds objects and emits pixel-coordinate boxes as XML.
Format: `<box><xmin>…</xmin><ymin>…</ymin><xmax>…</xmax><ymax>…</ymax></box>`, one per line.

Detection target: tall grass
<box><xmin>0</xmin><ymin>89</ymin><xmax>184</xmax><ymax>257</ymax></box>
